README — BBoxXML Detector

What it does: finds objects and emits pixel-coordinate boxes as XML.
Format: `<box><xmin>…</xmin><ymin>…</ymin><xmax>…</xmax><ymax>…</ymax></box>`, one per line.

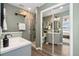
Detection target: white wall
<box><xmin>73</xmin><ymin>3</ymin><xmax>79</xmax><ymax>56</ymax></box>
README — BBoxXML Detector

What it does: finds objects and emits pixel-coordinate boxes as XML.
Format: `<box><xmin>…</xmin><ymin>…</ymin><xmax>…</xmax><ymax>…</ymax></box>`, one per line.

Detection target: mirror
<box><xmin>1</xmin><ymin>3</ymin><xmax>35</xmax><ymax>46</ymax></box>
<box><xmin>41</xmin><ymin>3</ymin><xmax>70</xmax><ymax>56</ymax></box>
<box><xmin>42</xmin><ymin>9</ymin><xmax>53</xmax><ymax>56</ymax></box>
<box><xmin>53</xmin><ymin>4</ymin><xmax>70</xmax><ymax>56</ymax></box>
<box><xmin>2</xmin><ymin>3</ymin><xmax>25</xmax><ymax>32</ymax></box>
<box><xmin>54</xmin><ymin>17</ymin><xmax>61</xmax><ymax>33</ymax></box>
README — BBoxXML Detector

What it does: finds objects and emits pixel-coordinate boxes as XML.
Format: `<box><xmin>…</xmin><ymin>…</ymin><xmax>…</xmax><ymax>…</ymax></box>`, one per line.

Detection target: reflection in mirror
<box><xmin>1</xmin><ymin>4</ymin><xmax>36</xmax><ymax>52</ymax></box>
<box><xmin>2</xmin><ymin>4</ymin><xmax>25</xmax><ymax>32</ymax></box>
<box><xmin>54</xmin><ymin>17</ymin><xmax>61</xmax><ymax>33</ymax></box>
<box><xmin>53</xmin><ymin>4</ymin><xmax>70</xmax><ymax>56</ymax></box>
<box><xmin>42</xmin><ymin>9</ymin><xmax>53</xmax><ymax>56</ymax></box>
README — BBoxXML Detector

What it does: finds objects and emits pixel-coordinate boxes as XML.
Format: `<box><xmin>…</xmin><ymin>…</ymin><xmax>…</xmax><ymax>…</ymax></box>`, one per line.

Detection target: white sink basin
<box><xmin>0</xmin><ymin>37</ymin><xmax>32</xmax><ymax>54</ymax></box>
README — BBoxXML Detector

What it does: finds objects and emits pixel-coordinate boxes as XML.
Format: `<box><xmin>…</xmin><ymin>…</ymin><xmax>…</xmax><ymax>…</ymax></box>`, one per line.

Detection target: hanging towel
<box><xmin>3</xmin><ymin>18</ymin><xmax>7</xmax><ymax>30</ymax></box>
<box><xmin>18</xmin><ymin>23</ymin><xmax>26</xmax><ymax>30</ymax></box>
<box><xmin>3</xmin><ymin>8</ymin><xmax>7</xmax><ymax>30</ymax></box>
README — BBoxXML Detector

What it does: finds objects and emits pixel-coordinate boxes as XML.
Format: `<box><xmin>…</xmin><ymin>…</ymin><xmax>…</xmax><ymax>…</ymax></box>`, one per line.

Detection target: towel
<box><xmin>18</xmin><ymin>23</ymin><xmax>26</xmax><ymax>30</ymax></box>
<box><xmin>3</xmin><ymin>8</ymin><xmax>7</xmax><ymax>30</ymax></box>
<box><xmin>3</xmin><ymin>18</ymin><xmax>7</xmax><ymax>30</ymax></box>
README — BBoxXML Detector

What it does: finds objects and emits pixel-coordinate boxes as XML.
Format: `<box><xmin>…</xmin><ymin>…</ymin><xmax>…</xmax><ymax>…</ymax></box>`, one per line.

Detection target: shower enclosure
<box><xmin>40</xmin><ymin>3</ymin><xmax>71</xmax><ymax>56</ymax></box>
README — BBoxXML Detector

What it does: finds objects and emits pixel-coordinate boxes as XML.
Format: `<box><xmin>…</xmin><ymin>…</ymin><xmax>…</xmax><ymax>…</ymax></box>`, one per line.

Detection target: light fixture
<box><xmin>28</xmin><ymin>8</ymin><xmax>31</xmax><ymax>11</ymax></box>
<box><xmin>15</xmin><ymin>9</ymin><xmax>26</xmax><ymax>17</ymax></box>
<box><xmin>59</xmin><ymin>6</ymin><xmax>63</xmax><ymax>9</ymax></box>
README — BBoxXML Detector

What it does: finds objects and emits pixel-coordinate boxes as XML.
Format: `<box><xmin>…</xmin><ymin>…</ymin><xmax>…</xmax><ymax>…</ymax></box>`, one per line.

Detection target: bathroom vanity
<box><xmin>0</xmin><ymin>32</ymin><xmax>32</xmax><ymax>56</ymax></box>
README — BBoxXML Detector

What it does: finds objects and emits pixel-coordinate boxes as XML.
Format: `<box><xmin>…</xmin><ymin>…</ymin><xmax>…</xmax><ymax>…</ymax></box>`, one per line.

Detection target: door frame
<box><xmin>40</xmin><ymin>3</ymin><xmax>73</xmax><ymax>56</ymax></box>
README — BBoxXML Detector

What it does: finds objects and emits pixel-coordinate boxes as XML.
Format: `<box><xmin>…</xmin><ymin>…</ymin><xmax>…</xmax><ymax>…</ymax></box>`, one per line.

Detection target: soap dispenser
<box><xmin>3</xmin><ymin>34</ymin><xmax>9</xmax><ymax>47</ymax></box>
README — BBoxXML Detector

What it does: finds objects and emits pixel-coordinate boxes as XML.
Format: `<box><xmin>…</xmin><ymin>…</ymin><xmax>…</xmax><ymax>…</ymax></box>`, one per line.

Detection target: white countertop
<box><xmin>0</xmin><ymin>37</ymin><xmax>32</xmax><ymax>54</ymax></box>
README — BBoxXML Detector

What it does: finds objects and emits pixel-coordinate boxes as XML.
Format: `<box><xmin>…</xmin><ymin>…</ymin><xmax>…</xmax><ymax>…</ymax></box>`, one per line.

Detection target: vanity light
<box><xmin>15</xmin><ymin>10</ymin><xmax>26</xmax><ymax>17</ymax></box>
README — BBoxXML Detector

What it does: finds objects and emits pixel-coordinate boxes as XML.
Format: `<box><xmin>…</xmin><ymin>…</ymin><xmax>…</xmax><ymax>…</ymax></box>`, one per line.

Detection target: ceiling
<box><xmin>43</xmin><ymin>4</ymin><xmax>69</xmax><ymax>17</ymax></box>
<box><xmin>10</xmin><ymin>3</ymin><xmax>44</xmax><ymax>13</ymax></box>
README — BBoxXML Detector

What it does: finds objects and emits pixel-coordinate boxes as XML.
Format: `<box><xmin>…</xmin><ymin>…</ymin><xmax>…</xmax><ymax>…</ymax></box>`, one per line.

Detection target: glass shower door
<box><xmin>42</xmin><ymin>9</ymin><xmax>54</xmax><ymax>56</ymax></box>
<box><xmin>53</xmin><ymin>4</ymin><xmax>70</xmax><ymax>56</ymax></box>
<box><xmin>41</xmin><ymin>3</ymin><xmax>70</xmax><ymax>56</ymax></box>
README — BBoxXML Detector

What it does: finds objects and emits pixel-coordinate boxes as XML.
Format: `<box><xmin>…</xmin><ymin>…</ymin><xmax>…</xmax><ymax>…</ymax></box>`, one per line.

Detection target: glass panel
<box><xmin>53</xmin><ymin>4</ymin><xmax>70</xmax><ymax>56</ymax></box>
<box><xmin>42</xmin><ymin>9</ymin><xmax>53</xmax><ymax>56</ymax></box>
